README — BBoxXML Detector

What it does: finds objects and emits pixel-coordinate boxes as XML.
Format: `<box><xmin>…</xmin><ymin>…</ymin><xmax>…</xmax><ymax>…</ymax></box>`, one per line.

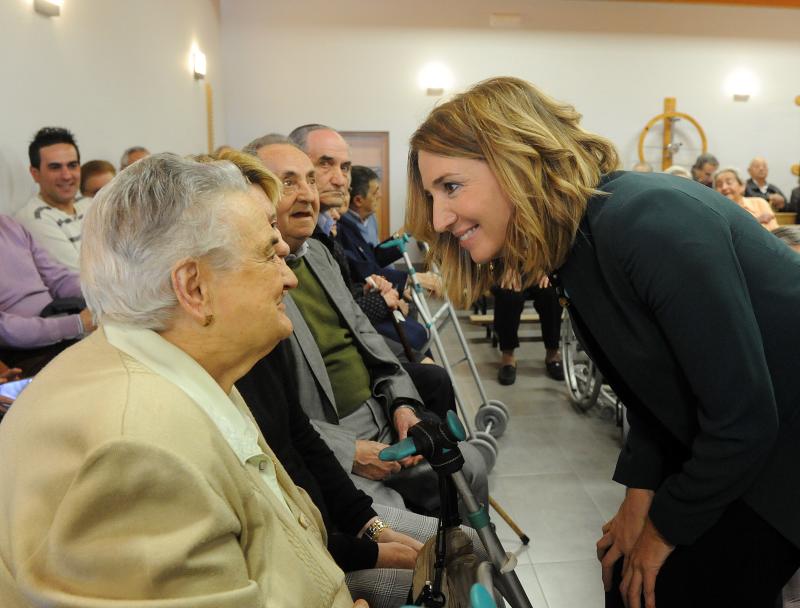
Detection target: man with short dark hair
<box><xmin>745</xmin><ymin>157</ymin><xmax>789</xmax><ymax>211</ymax></box>
<box><xmin>15</xmin><ymin>127</ymin><xmax>90</xmax><ymax>272</ymax></box>
<box><xmin>691</xmin><ymin>152</ymin><xmax>719</xmax><ymax>188</ymax></box>
<box><xmin>346</xmin><ymin>165</ymin><xmax>381</xmax><ymax>244</ymax></box>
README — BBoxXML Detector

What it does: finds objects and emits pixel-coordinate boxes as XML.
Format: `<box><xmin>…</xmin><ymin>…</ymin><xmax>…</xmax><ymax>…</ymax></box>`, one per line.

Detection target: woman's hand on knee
<box><xmin>619</xmin><ymin>517</ymin><xmax>674</xmax><ymax>608</ymax></box>
<box><xmin>597</xmin><ymin>488</ymin><xmax>654</xmax><ymax>591</ymax></box>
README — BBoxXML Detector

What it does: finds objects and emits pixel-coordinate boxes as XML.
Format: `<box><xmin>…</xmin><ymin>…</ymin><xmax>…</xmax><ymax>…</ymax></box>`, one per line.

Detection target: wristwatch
<box><xmin>364</xmin><ymin>518</ymin><xmax>389</xmax><ymax>542</ymax></box>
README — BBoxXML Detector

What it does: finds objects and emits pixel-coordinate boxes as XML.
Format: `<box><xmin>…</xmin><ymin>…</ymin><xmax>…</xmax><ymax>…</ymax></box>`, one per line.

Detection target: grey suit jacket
<box><xmin>285</xmin><ymin>238</ymin><xmax>422</xmax><ymax>471</ymax></box>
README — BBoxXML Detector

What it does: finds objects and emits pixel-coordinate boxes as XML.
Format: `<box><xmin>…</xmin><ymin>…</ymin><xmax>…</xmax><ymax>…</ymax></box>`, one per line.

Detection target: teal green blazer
<box><xmin>556</xmin><ymin>171</ymin><xmax>800</xmax><ymax>548</ymax></box>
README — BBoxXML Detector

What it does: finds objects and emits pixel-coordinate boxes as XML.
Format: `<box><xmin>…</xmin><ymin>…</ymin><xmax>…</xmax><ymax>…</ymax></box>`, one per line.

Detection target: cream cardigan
<box><xmin>0</xmin><ymin>329</ymin><xmax>352</xmax><ymax>608</ymax></box>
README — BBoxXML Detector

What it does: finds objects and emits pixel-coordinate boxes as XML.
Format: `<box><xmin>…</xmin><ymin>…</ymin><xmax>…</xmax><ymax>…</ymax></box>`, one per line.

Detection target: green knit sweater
<box><xmin>289</xmin><ymin>258</ymin><xmax>372</xmax><ymax>418</ymax></box>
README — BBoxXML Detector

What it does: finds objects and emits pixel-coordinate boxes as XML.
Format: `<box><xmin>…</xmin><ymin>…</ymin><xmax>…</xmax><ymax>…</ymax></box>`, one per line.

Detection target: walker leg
<box><xmin>452</xmin><ymin>472</ymin><xmax>533</xmax><ymax>608</ymax></box>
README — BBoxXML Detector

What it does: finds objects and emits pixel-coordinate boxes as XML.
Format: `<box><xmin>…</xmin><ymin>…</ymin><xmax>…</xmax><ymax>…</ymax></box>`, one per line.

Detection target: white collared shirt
<box><xmin>104</xmin><ymin>323</ymin><xmax>291</xmax><ymax>513</ymax></box>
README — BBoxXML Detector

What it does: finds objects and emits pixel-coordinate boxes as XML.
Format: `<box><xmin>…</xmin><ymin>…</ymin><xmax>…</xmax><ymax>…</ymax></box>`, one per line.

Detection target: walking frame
<box><xmin>380</xmin><ymin>235</ymin><xmax>529</xmax><ymax>545</ymax></box>
<box><xmin>381</xmin><ymin>411</ymin><xmax>534</xmax><ymax>608</ymax></box>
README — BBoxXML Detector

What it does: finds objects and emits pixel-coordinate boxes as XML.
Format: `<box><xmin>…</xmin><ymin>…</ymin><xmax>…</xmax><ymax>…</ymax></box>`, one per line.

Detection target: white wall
<box><xmin>0</xmin><ymin>0</ymin><xmax>224</xmax><ymax>215</ymax></box>
<box><xmin>220</xmin><ymin>0</ymin><xmax>800</xmax><ymax>232</ymax></box>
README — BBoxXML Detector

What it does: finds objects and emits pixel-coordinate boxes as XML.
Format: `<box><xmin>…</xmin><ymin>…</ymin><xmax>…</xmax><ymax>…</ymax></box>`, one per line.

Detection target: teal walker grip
<box><xmin>446</xmin><ymin>410</ymin><xmax>467</xmax><ymax>441</ymax></box>
<box><xmin>379</xmin><ymin>437</ymin><xmax>417</xmax><ymax>461</ymax></box>
<box><xmin>378</xmin><ymin>233</ymin><xmax>410</xmax><ymax>252</ymax></box>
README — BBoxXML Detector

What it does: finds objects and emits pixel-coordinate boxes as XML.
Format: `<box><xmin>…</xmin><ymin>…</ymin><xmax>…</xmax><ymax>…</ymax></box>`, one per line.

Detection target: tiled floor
<box><xmin>436</xmin><ymin>306</ymin><xmax>625</xmax><ymax>608</ymax></box>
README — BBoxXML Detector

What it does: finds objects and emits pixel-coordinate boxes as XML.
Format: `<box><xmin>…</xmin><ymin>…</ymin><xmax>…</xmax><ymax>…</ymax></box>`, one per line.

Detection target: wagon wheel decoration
<box><xmin>638</xmin><ymin>98</ymin><xmax>708</xmax><ymax>171</ymax></box>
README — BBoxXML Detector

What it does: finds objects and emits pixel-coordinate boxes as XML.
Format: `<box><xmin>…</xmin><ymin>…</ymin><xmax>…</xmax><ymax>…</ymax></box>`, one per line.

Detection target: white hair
<box><xmin>664</xmin><ymin>165</ymin><xmax>692</xmax><ymax>179</ymax></box>
<box><xmin>713</xmin><ymin>166</ymin><xmax>744</xmax><ymax>186</ymax></box>
<box><xmin>80</xmin><ymin>152</ymin><xmax>249</xmax><ymax>330</ymax></box>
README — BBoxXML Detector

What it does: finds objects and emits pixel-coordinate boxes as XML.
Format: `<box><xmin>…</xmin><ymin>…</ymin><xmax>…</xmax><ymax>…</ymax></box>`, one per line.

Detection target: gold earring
<box><xmin>203</xmin><ymin>314</ymin><xmax>214</xmax><ymax>327</ymax></box>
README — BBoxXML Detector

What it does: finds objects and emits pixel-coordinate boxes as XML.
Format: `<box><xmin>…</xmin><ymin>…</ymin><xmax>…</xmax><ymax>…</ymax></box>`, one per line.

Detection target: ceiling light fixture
<box><xmin>418</xmin><ymin>62</ymin><xmax>454</xmax><ymax>97</ymax></box>
<box><xmin>33</xmin><ymin>0</ymin><xmax>62</xmax><ymax>17</ymax></box>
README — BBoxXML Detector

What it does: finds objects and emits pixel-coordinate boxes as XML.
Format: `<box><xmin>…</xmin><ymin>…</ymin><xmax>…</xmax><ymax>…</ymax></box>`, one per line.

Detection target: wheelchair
<box><xmin>560</xmin><ymin>314</ymin><xmax>629</xmax><ymax>443</ymax></box>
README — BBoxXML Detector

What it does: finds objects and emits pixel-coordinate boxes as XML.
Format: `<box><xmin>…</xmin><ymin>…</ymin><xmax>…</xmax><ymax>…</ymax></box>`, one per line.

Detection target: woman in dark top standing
<box><xmin>405</xmin><ymin>76</ymin><xmax>800</xmax><ymax>608</ymax></box>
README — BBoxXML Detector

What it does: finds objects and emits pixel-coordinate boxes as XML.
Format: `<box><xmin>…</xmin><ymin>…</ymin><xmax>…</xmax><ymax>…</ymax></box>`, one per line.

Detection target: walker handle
<box><xmin>378</xmin><ymin>233</ymin><xmax>410</xmax><ymax>253</ymax></box>
<box><xmin>379</xmin><ymin>411</ymin><xmax>467</xmax><ymax>462</ymax></box>
<box><xmin>379</xmin><ymin>437</ymin><xmax>417</xmax><ymax>461</ymax></box>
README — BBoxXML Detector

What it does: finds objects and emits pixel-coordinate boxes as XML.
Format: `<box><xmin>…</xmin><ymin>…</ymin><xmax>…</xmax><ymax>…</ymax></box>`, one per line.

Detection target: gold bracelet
<box><xmin>364</xmin><ymin>518</ymin><xmax>389</xmax><ymax>542</ymax></box>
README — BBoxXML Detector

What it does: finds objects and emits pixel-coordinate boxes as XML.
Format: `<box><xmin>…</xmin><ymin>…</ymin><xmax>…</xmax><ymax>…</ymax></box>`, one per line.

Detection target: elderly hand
<box><xmin>376</xmin><ymin>542</ymin><xmax>420</xmax><ymax>569</ymax></box>
<box><xmin>757</xmin><ymin>211</ymin><xmax>776</xmax><ymax>225</ymax></box>
<box><xmin>374</xmin><ymin>526</ymin><xmax>423</xmax><ymax>569</ymax></box>
<box><xmin>597</xmin><ymin>488</ymin><xmax>654</xmax><ymax>591</ymax></box>
<box><xmin>397</xmin><ymin>299</ymin><xmax>409</xmax><ymax>316</ymax></box>
<box><xmin>620</xmin><ymin>518</ymin><xmax>674</xmax><ymax>608</ymax></box>
<box><xmin>381</xmin><ymin>289</ymin><xmax>402</xmax><ymax>311</ymax></box>
<box><xmin>0</xmin><ymin>367</ymin><xmax>22</xmax><ymax>382</ymax></box>
<box><xmin>768</xmin><ymin>193</ymin><xmax>786</xmax><ymax>211</ymax></box>
<box><xmin>79</xmin><ymin>309</ymin><xmax>97</xmax><ymax>334</ymax></box>
<box><xmin>393</xmin><ymin>406</ymin><xmax>424</xmax><ymax>468</ymax></box>
<box><xmin>353</xmin><ymin>440</ymin><xmax>401</xmax><ymax>480</ymax></box>
<box><xmin>371</xmin><ymin>275</ymin><xmax>394</xmax><ymax>294</ymax></box>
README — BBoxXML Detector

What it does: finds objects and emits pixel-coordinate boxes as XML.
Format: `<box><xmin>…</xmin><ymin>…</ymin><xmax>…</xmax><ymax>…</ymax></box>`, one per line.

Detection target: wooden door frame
<box><xmin>340</xmin><ymin>130</ymin><xmax>391</xmax><ymax>241</ymax></box>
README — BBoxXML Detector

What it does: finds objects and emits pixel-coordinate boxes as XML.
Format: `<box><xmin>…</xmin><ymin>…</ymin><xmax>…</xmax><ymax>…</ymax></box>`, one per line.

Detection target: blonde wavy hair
<box><xmin>196</xmin><ymin>148</ymin><xmax>282</xmax><ymax>204</ymax></box>
<box><xmin>406</xmin><ymin>76</ymin><xmax>619</xmax><ymax>307</ymax></box>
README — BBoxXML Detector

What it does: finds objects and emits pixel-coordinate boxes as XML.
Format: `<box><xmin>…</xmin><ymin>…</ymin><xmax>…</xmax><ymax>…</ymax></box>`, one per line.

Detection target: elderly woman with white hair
<box><xmin>0</xmin><ymin>153</ymin><xmax>365</xmax><ymax>608</ymax></box>
<box><xmin>714</xmin><ymin>166</ymin><xmax>779</xmax><ymax>230</ymax></box>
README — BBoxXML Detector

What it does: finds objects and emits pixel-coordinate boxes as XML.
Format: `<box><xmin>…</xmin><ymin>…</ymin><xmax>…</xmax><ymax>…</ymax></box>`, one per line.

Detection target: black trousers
<box><xmin>401</xmin><ymin>361</ymin><xmax>455</xmax><ymax>421</ymax></box>
<box><xmin>492</xmin><ymin>285</ymin><xmax>562</xmax><ymax>351</ymax></box>
<box><xmin>605</xmin><ymin>501</ymin><xmax>800</xmax><ymax>608</ymax></box>
<box><xmin>0</xmin><ymin>340</ymin><xmax>78</xmax><ymax>377</ymax></box>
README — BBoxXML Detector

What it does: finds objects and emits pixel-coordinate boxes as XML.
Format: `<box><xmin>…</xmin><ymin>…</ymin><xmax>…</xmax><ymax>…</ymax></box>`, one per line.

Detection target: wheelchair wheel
<box><xmin>561</xmin><ymin>315</ymin><xmax>603</xmax><ymax>411</ymax></box>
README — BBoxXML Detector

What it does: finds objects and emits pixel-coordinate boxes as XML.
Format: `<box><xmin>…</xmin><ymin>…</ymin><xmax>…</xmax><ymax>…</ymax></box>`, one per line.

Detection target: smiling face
<box><xmin>257</xmin><ymin>144</ymin><xmax>319</xmax><ymax>253</ymax></box>
<box><xmin>247</xmin><ymin>183</ymin><xmax>297</xmax><ymax>292</ymax></box>
<box><xmin>714</xmin><ymin>170</ymin><xmax>745</xmax><ymax>202</ymax></box>
<box><xmin>304</xmin><ymin>129</ymin><xmax>351</xmax><ymax>209</ymax></box>
<box><xmin>30</xmin><ymin>143</ymin><xmax>80</xmax><ymax>208</ymax></box>
<box><xmin>417</xmin><ymin>150</ymin><xmax>513</xmax><ymax>264</ymax></box>
<box><xmin>212</xmin><ymin>191</ymin><xmax>296</xmax><ymax>359</ymax></box>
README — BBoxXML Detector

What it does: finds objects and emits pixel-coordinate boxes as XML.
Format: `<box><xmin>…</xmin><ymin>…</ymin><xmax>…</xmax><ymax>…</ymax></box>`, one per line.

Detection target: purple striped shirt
<box><xmin>0</xmin><ymin>215</ymin><xmax>83</xmax><ymax>348</ymax></box>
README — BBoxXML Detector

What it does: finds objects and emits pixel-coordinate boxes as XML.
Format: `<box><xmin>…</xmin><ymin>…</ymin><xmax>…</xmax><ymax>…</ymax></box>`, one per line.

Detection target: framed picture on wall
<box><xmin>340</xmin><ymin>131</ymin><xmax>390</xmax><ymax>241</ymax></box>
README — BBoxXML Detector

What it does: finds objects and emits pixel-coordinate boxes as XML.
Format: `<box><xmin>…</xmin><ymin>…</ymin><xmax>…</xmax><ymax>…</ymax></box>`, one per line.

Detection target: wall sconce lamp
<box><xmin>724</xmin><ymin>68</ymin><xmax>758</xmax><ymax>102</ymax></box>
<box><xmin>192</xmin><ymin>49</ymin><xmax>207</xmax><ymax>80</ymax></box>
<box><xmin>33</xmin><ymin>0</ymin><xmax>62</xmax><ymax>17</ymax></box>
<box><xmin>418</xmin><ymin>62</ymin><xmax>454</xmax><ymax>97</ymax></box>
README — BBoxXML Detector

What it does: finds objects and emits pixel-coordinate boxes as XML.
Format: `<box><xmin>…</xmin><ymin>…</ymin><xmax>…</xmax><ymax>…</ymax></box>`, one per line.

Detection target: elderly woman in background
<box><xmin>714</xmin><ymin>167</ymin><xmax>779</xmax><ymax>230</ymax></box>
<box><xmin>0</xmin><ymin>153</ymin><xmax>364</xmax><ymax>608</ymax></box>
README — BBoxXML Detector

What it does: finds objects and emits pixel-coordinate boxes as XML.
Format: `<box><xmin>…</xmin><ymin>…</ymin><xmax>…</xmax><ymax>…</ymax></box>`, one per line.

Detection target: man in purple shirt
<box><xmin>0</xmin><ymin>215</ymin><xmax>94</xmax><ymax>375</ymax></box>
